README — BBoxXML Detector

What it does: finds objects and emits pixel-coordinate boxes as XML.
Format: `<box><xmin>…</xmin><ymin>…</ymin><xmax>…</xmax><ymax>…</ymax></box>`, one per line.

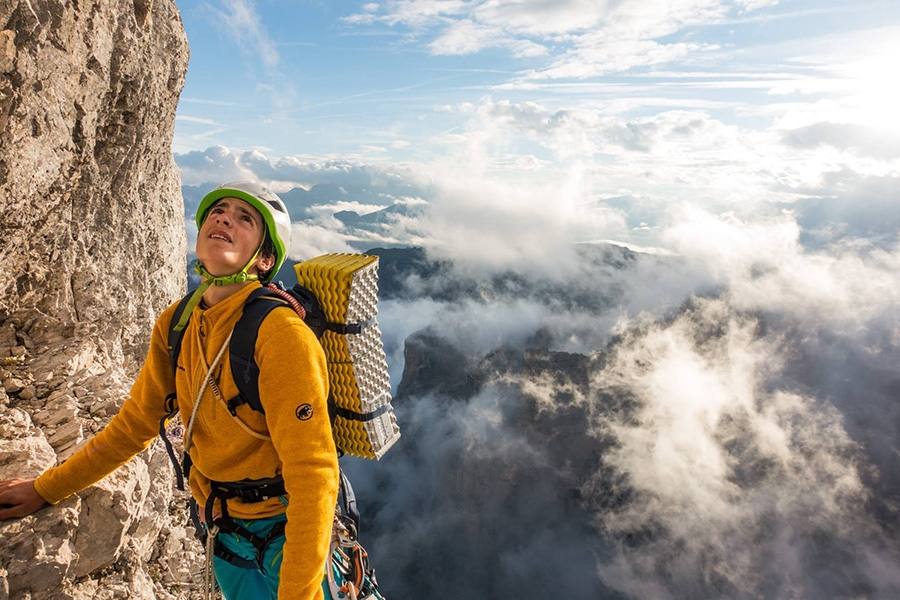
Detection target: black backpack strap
<box><xmin>328</xmin><ymin>401</ymin><xmax>392</xmax><ymax>423</ymax></box>
<box><xmin>161</xmin><ymin>291</ymin><xmax>195</xmax><ymax>491</ymax></box>
<box><xmin>286</xmin><ymin>284</ymin><xmax>328</xmax><ymax>338</ymax></box>
<box><xmin>167</xmin><ymin>291</ymin><xmax>195</xmax><ymax>375</ymax></box>
<box><xmin>159</xmin><ymin>393</ymin><xmax>186</xmax><ymax>491</ymax></box>
<box><xmin>228</xmin><ymin>288</ymin><xmax>290</xmax><ymax>414</ymax></box>
<box><xmin>270</xmin><ymin>282</ymin><xmax>369</xmax><ymax>338</ymax></box>
<box><xmin>226</xmin><ymin>282</ymin><xmax>375</xmax><ymax>416</ymax></box>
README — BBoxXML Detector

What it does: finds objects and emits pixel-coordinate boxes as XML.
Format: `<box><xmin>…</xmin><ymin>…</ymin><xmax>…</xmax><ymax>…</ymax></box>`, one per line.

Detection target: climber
<box><xmin>0</xmin><ymin>182</ymin><xmax>340</xmax><ymax>600</ymax></box>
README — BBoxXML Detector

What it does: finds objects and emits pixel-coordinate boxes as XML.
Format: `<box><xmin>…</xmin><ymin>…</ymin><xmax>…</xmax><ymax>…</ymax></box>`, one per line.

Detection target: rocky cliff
<box><xmin>0</xmin><ymin>1</ymin><xmax>195</xmax><ymax>598</ymax></box>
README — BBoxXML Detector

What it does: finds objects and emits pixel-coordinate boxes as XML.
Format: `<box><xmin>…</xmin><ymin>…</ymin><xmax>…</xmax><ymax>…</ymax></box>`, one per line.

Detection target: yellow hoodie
<box><xmin>35</xmin><ymin>282</ymin><xmax>340</xmax><ymax>600</ymax></box>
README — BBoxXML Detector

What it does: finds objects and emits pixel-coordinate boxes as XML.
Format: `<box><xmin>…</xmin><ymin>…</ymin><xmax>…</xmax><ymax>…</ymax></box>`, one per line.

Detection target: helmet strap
<box><xmin>172</xmin><ymin>243</ymin><xmax>265</xmax><ymax>332</ymax></box>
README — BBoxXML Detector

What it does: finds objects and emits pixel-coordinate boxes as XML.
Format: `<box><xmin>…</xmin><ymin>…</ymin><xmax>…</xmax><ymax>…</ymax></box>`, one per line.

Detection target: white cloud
<box><xmin>175</xmin><ymin>115</ymin><xmax>219</xmax><ymax>126</ymax></box>
<box><xmin>175</xmin><ymin>145</ymin><xmax>258</xmax><ymax>186</ymax></box>
<box><xmin>590</xmin><ymin>294</ymin><xmax>880</xmax><ymax>599</ymax></box>
<box><xmin>376</xmin><ymin>0</ymin><xmax>470</xmax><ymax>28</ymax></box>
<box><xmin>426</xmin><ymin>17</ymin><xmax>550</xmax><ymax>57</ymax></box>
<box><xmin>348</xmin><ymin>0</ymin><xmax>774</xmax><ymax>76</ymax></box>
<box><xmin>737</xmin><ymin>0</ymin><xmax>778</xmax><ymax>8</ymax></box>
<box><xmin>208</xmin><ymin>0</ymin><xmax>280</xmax><ymax>70</ymax></box>
<box><xmin>526</xmin><ymin>39</ymin><xmax>714</xmax><ymax>78</ymax></box>
<box><xmin>175</xmin><ymin>145</ymin><xmax>424</xmax><ymax>191</ymax></box>
<box><xmin>415</xmin><ymin>162</ymin><xmax>628</xmax><ymax>272</ymax></box>
<box><xmin>310</xmin><ymin>200</ymin><xmax>390</xmax><ymax>216</ymax></box>
<box><xmin>288</xmin><ymin>221</ymin><xmax>358</xmax><ymax>260</ymax></box>
<box><xmin>470</xmin><ymin>0</ymin><xmax>607</xmax><ymax>36</ymax></box>
<box><xmin>440</xmin><ymin>96</ymin><xmax>899</xmax><ymax>221</ymax></box>
<box><xmin>665</xmin><ymin>207</ymin><xmax>900</xmax><ymax>325</ymax></box>
<box><xmin>429</xmin><ymin>19</ymin><xmax>500</xmax><ymax>55</ymax></box>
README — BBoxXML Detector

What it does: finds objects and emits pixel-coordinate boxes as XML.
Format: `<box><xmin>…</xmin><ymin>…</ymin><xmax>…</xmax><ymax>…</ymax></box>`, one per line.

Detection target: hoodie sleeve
<box><xmin>34</xmin><ymin>303</ymin><xmax>179</xmax><ymax>504</ymax></box>
<box><xmin>256</xmin><ymin>313</ymin><xmax>339</xmax><ymax>600</ymax></box>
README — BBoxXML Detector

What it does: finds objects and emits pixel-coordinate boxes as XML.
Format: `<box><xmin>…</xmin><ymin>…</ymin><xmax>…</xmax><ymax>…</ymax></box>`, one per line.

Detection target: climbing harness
<box><xmin>191</xmin><ymin>473</ymin><xmax>384</xmax><ymax>600</ymax></box>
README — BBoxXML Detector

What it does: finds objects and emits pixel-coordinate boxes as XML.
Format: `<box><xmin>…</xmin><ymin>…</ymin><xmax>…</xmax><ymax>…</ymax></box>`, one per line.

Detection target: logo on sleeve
<box><xmin>295</xmin><ymin>404</ymin><xmax>314</xmax><ymax>421</ymax></box>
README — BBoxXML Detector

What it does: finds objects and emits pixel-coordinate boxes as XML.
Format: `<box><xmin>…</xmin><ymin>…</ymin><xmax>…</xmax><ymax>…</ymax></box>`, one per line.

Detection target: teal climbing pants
<box><xmin>212</xmin><ymin>513</ymin><xmax>286</xmax><ymax>600</ymax></box>
<box><xmin>211</xmin><ymin>513</ymin><xmax>335</xmax><ymax>600</ymax></box>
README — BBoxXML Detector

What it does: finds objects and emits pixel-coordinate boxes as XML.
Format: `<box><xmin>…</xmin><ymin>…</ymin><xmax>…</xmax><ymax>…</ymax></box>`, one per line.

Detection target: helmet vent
<box><xmin>265</xmin><ymin>199</ymin><xmax>286</xmax><ymax>212</ymax></box>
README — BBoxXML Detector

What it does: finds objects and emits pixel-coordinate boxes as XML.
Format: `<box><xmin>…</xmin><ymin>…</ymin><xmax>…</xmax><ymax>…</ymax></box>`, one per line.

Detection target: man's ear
<box><xmin>256</xmin><ymin>254</ymin><xmax>276</xmax><ymax>273</ymax></box>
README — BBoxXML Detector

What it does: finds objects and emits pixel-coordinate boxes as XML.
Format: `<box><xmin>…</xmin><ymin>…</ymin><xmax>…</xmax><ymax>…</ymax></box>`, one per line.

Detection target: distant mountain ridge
<box><xmin>183</xmin><ymin>183</ymin><xmax>426</xmax><ymax>256</ymax></box>
<box><xmin>187</xmin><ymin>242</ymin><xmax>655</xmax><ymax>315</ymax></box>
<box><xmin>182</xmin><ymin>181</ymin><xmax>425</xmax><ymax>222</ymax></box>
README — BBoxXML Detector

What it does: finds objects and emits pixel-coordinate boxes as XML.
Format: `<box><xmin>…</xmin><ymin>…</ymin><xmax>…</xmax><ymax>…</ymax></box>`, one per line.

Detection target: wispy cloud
<box><xmin>177</xmin><ymin>97</ymin><xmax>246</xmax><ymax>107</ymax></box>
<box><xmin>345</xmin><ymin>0</ymin><xmax>777</xmax><ymax>76</ymax></box>
<box><xmin>175</xmin><ymin>115</ymin><xmax>220</xmax><ymax>125</ymax></box>
<box><xmin>205</xmin><ymin>0</ymin><xmax>280</xmax><ymax>70</ymax></box>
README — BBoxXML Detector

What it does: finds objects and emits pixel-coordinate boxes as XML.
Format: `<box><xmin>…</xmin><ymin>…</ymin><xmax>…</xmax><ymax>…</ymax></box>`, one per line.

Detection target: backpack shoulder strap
<box><xmin>167</xmin><ymin>291</ymin><xmax>195</xmax><ymax>376</ymax></box>
<box><xmin>162</xmin><ymin>290</ymin><xmax>195</xmax><ymax>492</ymax></box>
<box><xmin>228</xmin><ymin>287</ymin><xmax>291</xmax><ymax>414</ymax></box>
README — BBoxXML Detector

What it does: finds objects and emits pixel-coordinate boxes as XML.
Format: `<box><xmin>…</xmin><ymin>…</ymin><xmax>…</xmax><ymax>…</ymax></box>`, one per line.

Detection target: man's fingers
<box><xmin>0</xmin><ymin>501</ymin><xmax>24</xmax><ymax>520</ymax></box>
<box><xmin>0</xmin><ymin>479</ymin><xmax>46</xmax><ymax>520</ymax></box>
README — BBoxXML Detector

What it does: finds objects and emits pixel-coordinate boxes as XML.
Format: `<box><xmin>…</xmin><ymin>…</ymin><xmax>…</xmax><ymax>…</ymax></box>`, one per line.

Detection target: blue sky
<box><xmin>173</xmin><ymin>0</ymin><xmax>900</xmax><ymax>264</ymax></box>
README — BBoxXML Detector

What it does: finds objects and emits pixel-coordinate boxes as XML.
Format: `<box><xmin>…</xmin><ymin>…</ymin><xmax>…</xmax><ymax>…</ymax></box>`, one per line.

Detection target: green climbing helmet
<box><xmin>197</xmin><ymin>181</ymin><xmax>293</xmax><ymax>282</ymax></box>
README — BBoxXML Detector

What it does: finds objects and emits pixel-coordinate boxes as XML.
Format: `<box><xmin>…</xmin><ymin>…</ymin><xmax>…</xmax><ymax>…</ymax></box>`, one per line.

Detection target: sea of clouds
<box><xmin>174</xmin><ymin>82</ymin><xmax>899</xmax><ymax>598</ymax></box>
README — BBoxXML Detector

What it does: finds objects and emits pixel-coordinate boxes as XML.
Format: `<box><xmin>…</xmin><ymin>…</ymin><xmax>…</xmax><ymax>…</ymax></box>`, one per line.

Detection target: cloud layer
<box><xmin>174</xmin><ymin>134</ymin><xmax>900</xmax><ymax>597</ymax></box>
<box><xmin>344</xmin><ymin>211</ymin><xmax>900</xmax><ymax>599</ymax></box>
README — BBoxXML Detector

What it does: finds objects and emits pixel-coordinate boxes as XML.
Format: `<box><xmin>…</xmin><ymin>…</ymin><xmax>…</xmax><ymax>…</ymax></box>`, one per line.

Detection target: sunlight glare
<box><xmin>836</xmin><ymin>36</ymin><xmax>900</xmax><ymax>132</ymax></box>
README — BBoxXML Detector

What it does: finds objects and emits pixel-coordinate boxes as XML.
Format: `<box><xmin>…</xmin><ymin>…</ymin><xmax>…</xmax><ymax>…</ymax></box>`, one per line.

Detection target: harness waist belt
<box><xmin>213</xmin><ymin>477</ymin><xmax>286</xmax><ymax>503</ymax></box>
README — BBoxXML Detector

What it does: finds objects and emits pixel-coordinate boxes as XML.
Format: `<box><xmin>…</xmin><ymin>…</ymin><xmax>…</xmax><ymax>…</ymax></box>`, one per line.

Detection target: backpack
<box><xmin>165</xmin><ymin>282</ymin><xmax>365</xmax><ymax>423</ymax></box>
<box><xmin>161</xmin><ymin>254</ymin><xmax>400</xmax><ymax>476</ymax></box>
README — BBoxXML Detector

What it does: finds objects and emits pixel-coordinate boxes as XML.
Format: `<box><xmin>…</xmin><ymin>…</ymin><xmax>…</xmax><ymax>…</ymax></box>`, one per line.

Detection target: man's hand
<box><xmin>0</xmin><ymin>478</ymin><xmax>47</xmax><ymax>520</ymax></box>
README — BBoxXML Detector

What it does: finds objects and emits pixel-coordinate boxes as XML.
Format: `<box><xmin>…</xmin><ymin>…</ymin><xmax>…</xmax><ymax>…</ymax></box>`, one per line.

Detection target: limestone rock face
<box><xmin>0</xmin><ymin>0</ymin><xmax>188</xmax><ymax>359</ymax></box>
<box><xmin>0</xmin><ymin>0</ymin><xmax>198</xmax><ymax>598</ymax></box>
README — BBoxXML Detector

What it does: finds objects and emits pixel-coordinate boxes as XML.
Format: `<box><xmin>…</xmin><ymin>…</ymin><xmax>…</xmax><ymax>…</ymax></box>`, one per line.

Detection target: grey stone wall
<box><xmin>0</xmin><ymin>1</ymin><xmax>198</xmax><ymax>597</ymax></box>
<box><xmin>0</xmin><ymin>0</ymin><xmax>188</xmax><ymax>358</ymax></box>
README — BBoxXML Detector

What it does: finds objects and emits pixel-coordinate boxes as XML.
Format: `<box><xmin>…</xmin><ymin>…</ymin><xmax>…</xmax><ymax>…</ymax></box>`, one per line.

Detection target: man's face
<box><xmin>195</xmin><ymin>197</ymin><xmax>273</xmax><ymax>278</ymax></box>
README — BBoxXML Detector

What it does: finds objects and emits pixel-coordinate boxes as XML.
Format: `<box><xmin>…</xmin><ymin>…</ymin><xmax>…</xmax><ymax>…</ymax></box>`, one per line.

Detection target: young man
<box><xmin>0</xmin><ymin>182</ymin><xmax>340</xmax><ymax>600</ymax></box>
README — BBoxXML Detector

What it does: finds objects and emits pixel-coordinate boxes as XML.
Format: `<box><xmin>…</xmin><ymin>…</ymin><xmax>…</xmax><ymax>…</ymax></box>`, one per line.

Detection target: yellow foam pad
<box><xmin>295</xmin><ymin>254</ymin><xmax>400</xmax><ymax>459</ymax></box>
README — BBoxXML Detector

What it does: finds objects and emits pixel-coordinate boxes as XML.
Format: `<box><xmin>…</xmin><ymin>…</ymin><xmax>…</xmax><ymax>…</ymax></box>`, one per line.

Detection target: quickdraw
<box><xmin>327</xmin><ymin>514</ymin><xmax>382</xmax><ymax>600</ymax></box>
